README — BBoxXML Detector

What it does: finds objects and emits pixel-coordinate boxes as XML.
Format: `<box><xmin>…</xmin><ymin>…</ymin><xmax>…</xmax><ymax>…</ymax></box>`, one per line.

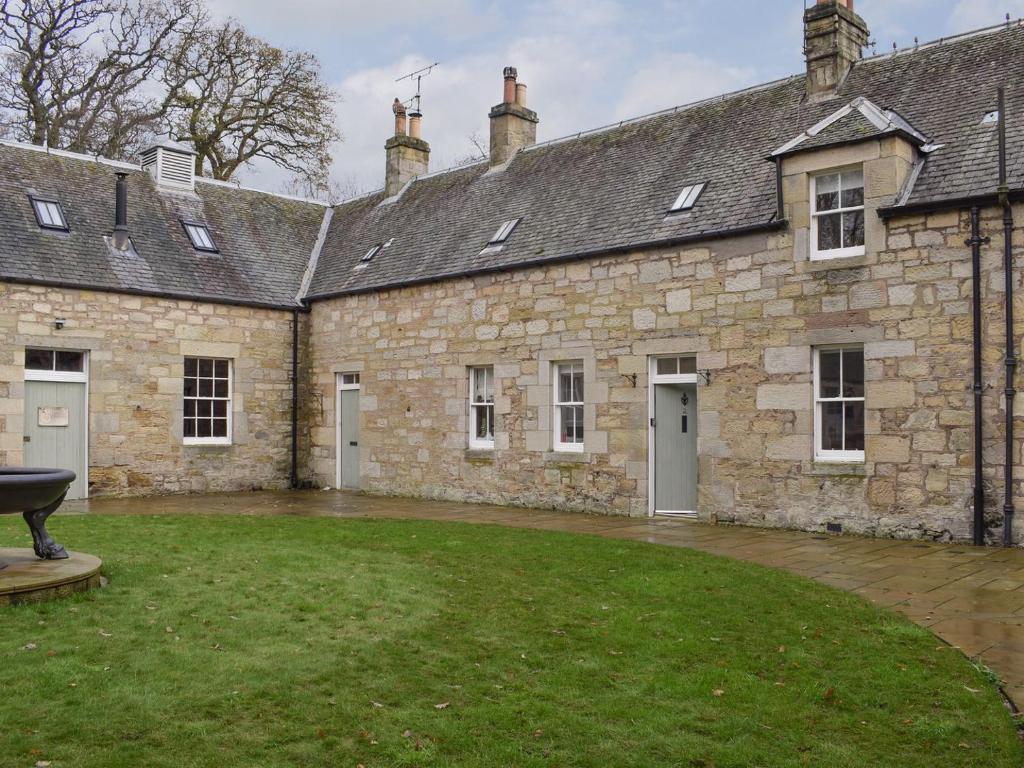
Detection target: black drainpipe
<box><xmin>112</xmin><ymin>173</ymin><xmax>130</xmax><ymax>251</ymax></box>
<box><xmin>969</xmin><ymin>205</ymin><xmax>988</xmax><ymax>546</ymax></box>
<box><xmin>290</xmin><ymin>308</ymin><xmax>299</xmax><ymax>489</ymax></box>
<box><xmin>998</xmin><ymin>87</ymin><xmax>1016</xmax><ymax>546</ymax></box>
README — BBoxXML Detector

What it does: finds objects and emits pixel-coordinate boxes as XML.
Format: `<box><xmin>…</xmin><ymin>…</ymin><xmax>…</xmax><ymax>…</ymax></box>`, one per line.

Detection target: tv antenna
<box><xmin>396</xmin><ymin>62</ymin><xmax>439</xmax><ymax>116</ymax></box>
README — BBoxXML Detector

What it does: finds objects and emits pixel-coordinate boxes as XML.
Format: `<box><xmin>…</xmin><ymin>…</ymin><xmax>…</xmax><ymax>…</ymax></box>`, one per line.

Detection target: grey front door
<box><xmin>24</xmin><ymin>380</ymin><xmax>88</xmax><ymax>499</ymax></box>
<box><xmin>654</xmin><ymin>383</ymin><xmax>698</xmax><ymax>513</ymax></box>
<box><xmin>339</xmin><ymin>388</ymin><xmax>360</xmax><ymax>490</ymax></box>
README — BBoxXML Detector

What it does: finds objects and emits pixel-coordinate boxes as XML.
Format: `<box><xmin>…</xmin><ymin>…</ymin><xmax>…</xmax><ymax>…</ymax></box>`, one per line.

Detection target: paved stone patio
<box><xmin>64</xmin><ymin>490</ymin><xmax>1024</xmax><ymax>708</ymax></box>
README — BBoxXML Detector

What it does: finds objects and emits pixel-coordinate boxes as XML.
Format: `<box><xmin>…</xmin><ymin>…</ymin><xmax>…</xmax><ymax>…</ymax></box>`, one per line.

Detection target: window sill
<box><xmin>803</xmin><ymin>253</ymin><xmax>868</xmax><ymax>272</ymax></box>
<box><xmin>464</xmin><ymin>448</ymin><xmax>495</xmax><ymax>463</ymax></box>
<box><xmin>803</xmin><ymin>460</ymin><xmax>866</xmax><ymax>477</ymax></box>
<box><xmin>544</xmin><ymin>451</ymin><xmax>588</xmax><ymax>465</ymax></box>
<box><xmin>184</xmin><ymin>440</ymin><xmax>232</xmax><ymax>449</ymax></box>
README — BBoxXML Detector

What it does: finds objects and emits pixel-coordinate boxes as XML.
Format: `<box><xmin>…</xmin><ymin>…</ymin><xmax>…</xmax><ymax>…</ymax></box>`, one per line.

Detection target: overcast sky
<box><xmin>202</xmin><ymin>0</ymin><xmax>1024</xmax><ymax>197</ymax></box>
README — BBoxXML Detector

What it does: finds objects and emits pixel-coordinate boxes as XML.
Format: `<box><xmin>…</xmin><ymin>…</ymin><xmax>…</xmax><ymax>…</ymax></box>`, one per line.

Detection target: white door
<box><xmin>336</xmin><ymin>373</ymin><xmax>361</xmax><ymax>490</ymax></box>
<box><xmin>23</xmin><ymin>348</ymin><xmax>89</xmax><ymax>499</ymax></box>
<box><xmin>649</xmin><ymin>356</ymin><xmax>699</xmax><ymax>517</ymax></box>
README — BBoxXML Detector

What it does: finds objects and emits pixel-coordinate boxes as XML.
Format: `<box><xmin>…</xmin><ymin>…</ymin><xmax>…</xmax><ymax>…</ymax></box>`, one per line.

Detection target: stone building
<box><xmin>1</xmin><ymin>1</ymin><xmax>1023</xmax><ymax>544</ymax></box>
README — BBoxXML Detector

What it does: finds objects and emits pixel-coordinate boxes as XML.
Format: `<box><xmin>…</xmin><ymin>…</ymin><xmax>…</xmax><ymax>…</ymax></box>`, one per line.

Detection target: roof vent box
<box><xmin>140</xmin><ymin>138</ymin><xmax>196</xmax><ymax>191</ymax></box>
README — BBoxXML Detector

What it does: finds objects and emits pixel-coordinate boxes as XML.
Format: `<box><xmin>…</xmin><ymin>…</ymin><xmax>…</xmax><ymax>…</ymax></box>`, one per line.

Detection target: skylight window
<box><xmin>30</xmin><ymin>197</ymin><xmax>68</xmax><ymax>231</ymax></box>
<box><xmin>488</xmin><ymin>218</ymin><xmax>520</xmax><ymax>245</ymax></box>
<box><xmin>182</xmin><ymin>221</ymin><xmax>218</xmax><ymax>252</ymax></box>
<box><xmin>669</xmin><ymin>183</ymin><xmax>707</xmax><ymax>212</ymax></box>
<box><xmin>362</xmin><ymin>244</ymin><xmax>383</xmax><ymax>262</ymax></box>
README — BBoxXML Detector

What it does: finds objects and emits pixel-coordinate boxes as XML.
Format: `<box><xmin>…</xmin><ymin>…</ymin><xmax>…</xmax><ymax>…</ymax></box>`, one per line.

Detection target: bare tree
<box><xmin>278</xmin><ymin>172</ymin><xmax>365</xmax><ymax>204</ymax></box>
<box><xmin>165</xmin><ymin>21</ymin><xmax>339</xmax><ymax>187</ymax></box>
<box><xmin>0</xmin><ymin>0</ymin><xmax>203</xmax><ymax>157</ymax></box>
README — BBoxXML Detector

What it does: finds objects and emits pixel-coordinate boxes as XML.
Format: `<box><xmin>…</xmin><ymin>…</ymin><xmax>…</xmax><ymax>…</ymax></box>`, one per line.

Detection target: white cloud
<box><xmin>205</xmin><ymin>0</ymin><xmax>492</xmax><ymax>39</ymax></box>
<box><xmin>220</xmin><ymin>0</ymin><xmax>768</xmax><ymax>196</ymax></box>
<box><xmin>948</xmin><ymin>0</ymin><xmax>1024</xmax><ymax>31</ymax></box>
<box><xmin>612</xmin><ymin>53</ymin><xmax>756</xmax><ymax>121</ymax></box>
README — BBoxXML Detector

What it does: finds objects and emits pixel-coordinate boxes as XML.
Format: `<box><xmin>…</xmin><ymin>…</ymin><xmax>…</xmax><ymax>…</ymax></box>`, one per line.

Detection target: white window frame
<box><xmin>669</xmin><ymin>182</ymin><xmax>706</xmax><ymax>212</ymax></box>
<box><xmin>553</xmin><ymin>360</ymin><xmax>585</xmax><ymax>453</ymax></box>
<box><xmin>183</xmin><ymin>356</ymin><xmax>233</xmax><ymax>446</ymax></box>
<box><xmin>813</xmin><ymin>346</ymin><xmax>865</xmax><ymax>463</ymax></box>
<box><xmin>23</xmin><ymin>348</ymin><xmax>88</xmax><ymax>383</ymax></box>
<box><xmin>810</xmin><ymin>167</ymin><xmax>866</xmax><ymax>261</ymax></box>
<box><xmin>468</xmin><ymin>366</ymin><xmax>495</xmax><ymax>450</ymax></box>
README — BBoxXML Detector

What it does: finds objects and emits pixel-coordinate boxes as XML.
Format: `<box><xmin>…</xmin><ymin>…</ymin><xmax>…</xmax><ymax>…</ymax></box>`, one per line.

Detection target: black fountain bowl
<box><xmin>0</xmin><ymin>468</ymin><xmax>76</xmax><ymax>515</ymax></box>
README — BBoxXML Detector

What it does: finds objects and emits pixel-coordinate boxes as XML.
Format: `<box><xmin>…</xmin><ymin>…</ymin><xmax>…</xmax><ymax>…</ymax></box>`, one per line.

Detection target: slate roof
<box><xmin>771</xmin><ymin>97</ymin><xmax>929</xmax><ymax>157</ymax></box>
<box><xmin>0</xmin><ymin>143</ymin><xmax>327</xmax><ymax>308</ymax></box>
<box><xmin>307</xmin><ymin>21</ymin><xmax>1024</xmax><ymax>300</ymax></box>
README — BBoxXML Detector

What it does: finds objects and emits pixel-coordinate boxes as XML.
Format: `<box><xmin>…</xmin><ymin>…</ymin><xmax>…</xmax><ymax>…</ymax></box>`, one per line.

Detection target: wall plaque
<box><xmin>38</xmin><ymin>406</ymin><xmax>70</xmax><ymax>427</ymax></box>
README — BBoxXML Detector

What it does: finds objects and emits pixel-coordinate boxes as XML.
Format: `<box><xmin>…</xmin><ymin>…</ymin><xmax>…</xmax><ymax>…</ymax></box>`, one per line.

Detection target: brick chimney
<box><xmin>488</xmin><ymin>67</ymin><xmax>539</xmax><ymax>166</ymax></box>
<box><xmin>804</xmin><ymin>0</ymin><xmax>870</xmax><ymax>100</ymax></box>
<box><xmin>384</xmin><ymin>98</ymin><xmax>429</xmax><ymax>197</ymax></box>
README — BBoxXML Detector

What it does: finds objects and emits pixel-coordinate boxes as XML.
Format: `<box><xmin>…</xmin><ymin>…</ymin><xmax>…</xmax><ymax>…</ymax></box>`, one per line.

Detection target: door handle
<box><xmin>681</xmin><ymin>415</ymin><xmax>688</xmax><ymax>434</ymax></box>
<box><xmin>349</xmin><ymin>441</ymin><xmax>358</xmax><ymax>446</ymax></box>
<box><xmin>23</xmin><ymin>435</ymin><xmax>31</xmax><ymax>443</ymax></box>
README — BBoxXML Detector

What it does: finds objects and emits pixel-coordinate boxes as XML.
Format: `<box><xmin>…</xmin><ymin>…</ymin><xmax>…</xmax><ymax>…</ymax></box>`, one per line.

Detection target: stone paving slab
<box><xmin>63</xmin><ymin>489</ymin><xmax>1024</xmax><ymax>708</ymax></box>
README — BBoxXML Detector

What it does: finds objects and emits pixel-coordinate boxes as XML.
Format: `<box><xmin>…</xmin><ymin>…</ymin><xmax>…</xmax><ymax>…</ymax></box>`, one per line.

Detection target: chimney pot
<box><xmin>112</xmin><ymin>172</ymin><xmax>130</xmax><ymax>251</ymax></box>
<box><xmin>515</xmin><ymin>83</ymin><xmax>528</xmax><ymax>108</ymax></box>
<box><xmin>393</xmin><ymin>98</ymin><xmax>407</xmax><ymax>136</ymax></box>
<box><xmin>409</xmin><ymin>113</ymin><xmax>422</xmax><ymax>140</ymax></box>
<box><xmin>502</xmin><ymin>66</ymin><xmax>518</xmax><ymax>104</ymax></box>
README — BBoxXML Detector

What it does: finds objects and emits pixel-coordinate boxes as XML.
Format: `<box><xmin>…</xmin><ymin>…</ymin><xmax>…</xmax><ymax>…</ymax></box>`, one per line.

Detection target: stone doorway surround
<box><xmin>66</xmin><ymin>490</ymin><xmax>1024</xmax><ymax>709</ymax></box>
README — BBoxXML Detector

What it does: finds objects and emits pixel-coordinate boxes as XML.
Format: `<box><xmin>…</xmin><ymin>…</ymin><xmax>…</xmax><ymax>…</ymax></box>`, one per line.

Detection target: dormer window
<box><xmin>811</xmin><ymin>168</ymin><xmax>864</xmax><ymax>260</ymax></box>
<box><xmin>30</xmin><ymin>197</ymin><xmax>69</xmax><ymax>231</ymax></box>
<box><xmin>488</xmin><ymin>218</ymin><xmax>520</xmax><ymax>245</ymax></box>
<box><xmin>669</xmin><ymin>183</ymin><xmax>706</xmax><ymax>212</ymax></box>
<box><xmin>182</xmin><ymin>221</ymin><xmax>218</xmax><ymax>253</ymax></box>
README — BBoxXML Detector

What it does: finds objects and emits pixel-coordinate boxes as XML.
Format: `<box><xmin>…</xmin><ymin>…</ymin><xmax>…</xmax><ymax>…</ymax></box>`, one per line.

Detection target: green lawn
<box><xmin>0</xmin><ymin>514</ymin><xmax>1020</xmax><ymax>768</ymax></box>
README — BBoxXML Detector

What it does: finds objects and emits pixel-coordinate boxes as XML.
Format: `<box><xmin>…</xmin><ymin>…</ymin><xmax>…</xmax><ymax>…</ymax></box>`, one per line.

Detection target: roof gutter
<box><xmin>0</xmin><ymin>275</ymin><xmax>312</xmax><ymax>313</ymax></box>
<box><xmin>304</xmin><ymin>219</ymin><xmax>787</xmax><ymax>303</ymax></box>
<box><xmin>878</xmin><ymin>189</ymin><xmax>1024</xmax><ymax>219</ymax></box>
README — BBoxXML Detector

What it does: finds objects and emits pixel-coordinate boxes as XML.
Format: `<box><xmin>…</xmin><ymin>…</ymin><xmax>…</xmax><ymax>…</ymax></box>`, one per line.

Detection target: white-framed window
<box><xmin>553</xmin><ymin>361</ymin><xmax>584</xmax><ymax>452</ymax></box>
<box><xmin>814</xmin><ymin>346</ymin><xmax>865</xmax><ymax>462</ymax></box>
<box><xmin>24</xmin><ymin>347</ymin><xmax>87</xmax><ymax>383</ymax></box>
<box><xmin>339</xmin><ymin>372</ymin><xmax>361</xmax><ymax>389</ymax></box>
<box><xmin>810</xmin><ymin>167</ymin><xmax>865</xmax><ymax>260</ymax></box>
<box><xmin>183</xmin><ymin>356</ymin><xmax>232</xmax><ymax>445</ymax></box>
<box><xmin>468</xmin><ymin>366</ymin><xmax>495</xmax><ymax>449</ymax></box>
<box><xmin>669</xmin><ymin>182</ymin><xmax>707</xmax><ymax>212</ymax></box>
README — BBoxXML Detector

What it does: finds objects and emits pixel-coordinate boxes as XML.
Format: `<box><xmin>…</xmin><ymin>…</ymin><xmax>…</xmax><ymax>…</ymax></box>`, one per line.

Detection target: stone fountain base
<box><xmin>0</xmin><ymin>549</ymin><xmax>102</xmax><ymax>605</ymax></box>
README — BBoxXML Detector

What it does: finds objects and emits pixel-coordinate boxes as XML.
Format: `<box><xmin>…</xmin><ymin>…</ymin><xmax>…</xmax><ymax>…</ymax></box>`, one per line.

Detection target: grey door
<box><xmin>654</xmin><ymin>383</ymin><xmax>698</xmax><ymax>512</ymax></box>
<box><xmin>339</xmin><ymin>388</ymin><xmax>360</xmax><ymax>490</ymax></box>
<box><xmin>24</xmin><ymin>380</ymin><xmax>88</xmax><ymax>499</ymax></box>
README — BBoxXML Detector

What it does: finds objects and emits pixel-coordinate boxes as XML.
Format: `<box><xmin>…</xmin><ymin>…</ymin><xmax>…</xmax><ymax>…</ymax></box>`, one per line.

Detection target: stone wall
<box><xmin>306</xmin><ymin>194</ymin><xmax>1024</xmax><ymax>543</ymax></box>
<box><xmin>0</xmin><ymin>282</ymin><xmax>298</xmax><ymax>496</ymax></box>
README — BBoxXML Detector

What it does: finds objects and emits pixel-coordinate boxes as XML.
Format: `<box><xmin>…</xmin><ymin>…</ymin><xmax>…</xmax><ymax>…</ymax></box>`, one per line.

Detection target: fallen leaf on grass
<box><xmin>434</xmin><ymin>702</ymin><xmax>450</xmax><ymax>710</ymax></box>
<box><xmin>22</xmin><ymin>643</ymin><xmax>37</xmax><ymax>651</ymax></box>
<box><xmin>712</xmin><ymin>689</ymin><xmax>725</xmax><ymax>697</ymax></box>
<box><xmin>964</xmin><ymin>686</ymin><xmax>980</xmax><ymax>693</ymax></box>
<box><xmin>99</xmin><ymin>630</ymin><xmax>112</xmax><ymax>638</ymax></box>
